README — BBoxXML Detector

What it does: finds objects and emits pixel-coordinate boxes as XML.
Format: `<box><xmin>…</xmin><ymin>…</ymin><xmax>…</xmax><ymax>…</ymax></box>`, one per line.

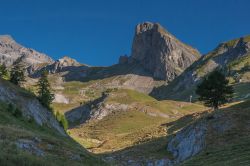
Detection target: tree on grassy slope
<box><xmin>196</xmin><ymin>70</ymin><xmax>234</xmax><ymax>110</ymax></box>
<box><xmin>0</xmin><ymin>64</ymin><xmax>8</xmax><ymax>79</ymax></box>
<box><xmin>10</xmin><ymin>65</ymin><xmax>25</xmax><ymax>86</ymax></box>
<box><xmin>37</xmin><ymin>71</ymin><xmax>54</xmax><ymax>110</ymax></box>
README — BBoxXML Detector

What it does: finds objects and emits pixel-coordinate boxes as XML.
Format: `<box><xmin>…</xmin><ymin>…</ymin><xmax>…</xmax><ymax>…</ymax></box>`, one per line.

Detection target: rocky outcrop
<box><xmin>166</xmin><ymin>110</ymin><xmax>234</xmax><ymax>165</ymax></box>
<box><xmin>0</xmin><ymin>35</ymin><xmax>54</xmax><ymax>67</ymax></box>
<box><xmin>29</xmin><ymin>56</ymin><xmax>89</xmax><ymax>80</ymax></box>
<box><xmin>167</xmin><ymin>121</ymin><xmax>207</xmax><ymax>164</ymax></box>
<box><xmin>16</xmin><ymin>138</ymin><xmax>45</xmax><ymax>157</ymax></box>
<box><xmin>151</xmin><ymin>35</ymin><xmax>250</xmax><ymax>101</ymax></box>
<box><xmin>0</xmin><ymin>78</ymin><xmax>65</xmax><ymax>135</ymax></box>
<box><xmin>65</xmin><ymin>93</ymin><xmax>131</xmax><ymax>126</ymax></box>
<box><xmin>119</xmin><ymin>55</ymin><xmax>129</xmax><ymax>64</ymax></box>
<box><xmin>130</xmin><ymin>22</ymin><xmax>200</xmax><ymax>81</ymax></box>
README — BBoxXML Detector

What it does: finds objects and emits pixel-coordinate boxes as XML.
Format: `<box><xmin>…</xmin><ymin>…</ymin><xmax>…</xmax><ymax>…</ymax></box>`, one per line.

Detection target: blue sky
<box><xmin>1</xmin><ymin>0</ymin><xmax>250</xmax><ymax>66</ymax></box>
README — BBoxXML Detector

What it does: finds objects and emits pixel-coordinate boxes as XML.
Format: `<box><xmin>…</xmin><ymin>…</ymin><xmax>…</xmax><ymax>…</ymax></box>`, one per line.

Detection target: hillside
<box><xmin>101</xmin><ymin>100</ymin><xmax>250</xmax><ymax>165</ymax></box>
<box><xmin>151</xmin><ymin>35</ymin><xmax>250</xmax><ymax>102</ymax></box>
<box><xmin>178</xmin><ymin>100</ymin><xmax>250</xmax><ymax>166</ymax></box>
<box><xmin>66</xmin><ymin>89</ymin><xmax>206</xmax><ymax>156</ymax></box>
<box><xmin>0</xmin><ymin>79</ymin><xmax>106</xmax><ymax>166</ymax></box>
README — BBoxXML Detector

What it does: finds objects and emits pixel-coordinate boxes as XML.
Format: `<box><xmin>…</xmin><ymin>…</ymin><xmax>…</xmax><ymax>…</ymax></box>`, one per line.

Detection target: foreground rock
<box><xmin>167</xmin><ymin>121</ymin><xmax>207</xmax><ymax>164</ymax></box>
<box><xmin>0</xmin><ymin>78</ymin><xmax>65</xmax><ymax>135</ymax></box>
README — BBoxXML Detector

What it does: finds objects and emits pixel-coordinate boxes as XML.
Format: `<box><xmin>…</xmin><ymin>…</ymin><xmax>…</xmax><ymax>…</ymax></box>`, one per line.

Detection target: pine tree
<box><xmin>10</xmin><ymin>65</ymin><xmax>25</xmax><ymax>85</ymax></box>
<box><xmin>196</xmin><ymin>70</ymin><xmax>234</xmax><ymax>110</ymax></box>
<box><xmin>37</xmin><ymin>71</ymin><xmax>54</xmax><ymax>110</ymax></box>
<box><xmin>0</xmin><ymin>64</ymin><xmax>8</xmax><ymax>79</ymax></box>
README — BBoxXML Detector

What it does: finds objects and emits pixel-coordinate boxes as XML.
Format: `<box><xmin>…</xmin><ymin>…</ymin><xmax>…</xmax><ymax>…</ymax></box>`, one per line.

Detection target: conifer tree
<box><xmin>0</xmin><ymin>64</ymin><xmax>8</xmax><ymax>79</ymax></box>
<box><xmin>10</xmin><ymin>65</ymin><xmax>25</xmax><ymax>85</ymax></box>
<box><xmin>37</xmin><ymin>71</ymin><xmax>54</xmax><ymax>109</ymax></box>
<box><xmin>196</xmin><ymin>70</ymin><xmax>234</xmax><ymax>110</ymax></box>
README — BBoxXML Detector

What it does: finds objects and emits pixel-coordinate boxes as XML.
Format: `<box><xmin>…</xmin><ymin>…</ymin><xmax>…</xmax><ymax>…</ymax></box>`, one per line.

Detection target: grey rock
<box><xmin>167</xmin><ymin>121</ymin><xmax>207</xmax><ymax>164</ymax></box>
<box><xmin>153</xmin><ymin>35</ymin><xmax>250</xmax><ymax>101</ymax></box>
<box><xmin>66</xmin><ymin>93</ymin><xmax>130</xmax><ymax>125</ymax></box>
<box><xmin>16</xmin><ymin>139</ymin><xmax>45</xmax><ymax>157</ymax></box>
<box><xmin>146</xmin><ymin>158</ymin><xmax>173</xmax><ymax>166</ymax></box>
<box><xmin>29</xmin><ymin>56</ymin><xmax>89</xmax><ymax>81</ymax></box>
<box><xmin>130</xmin><ymin>22</ymin><xmax>200</xmax><ymax>81</ymax></box>
<box><xmin>70</xmin><ymin>154</ymin><xmax>81</xmax><ymax>161</ymax></box>
<box><xmin>0</xmin><ymin>35</ymin><xmax>54</xmax><ymax>67</ymax></box>
<box><xmin>119</xmin><ymin>55</ymin><xmax>129</xmax><ymax>64</ymax></box>
<box><xmin>0</xmin><ymin>79</ymin><xmax>65</xmax><ymax>136</ymax></box>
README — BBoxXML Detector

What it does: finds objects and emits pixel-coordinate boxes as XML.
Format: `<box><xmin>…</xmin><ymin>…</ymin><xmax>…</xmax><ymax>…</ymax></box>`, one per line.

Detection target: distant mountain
<box><xmin>29</xmin><ymin>56</ymin><xmax>89</xmax><ymax>81</ymax></box>
<box><xmin>0</xmin><ymin>35</ymin><xmax>54</xmax><ymax>67</ymax></box>
<box><xmin>125</xmin><ymin>22</ymin><xmax>201</xmax><ymax>81</ymax></box>
<box><xmin>151</xmin><ymin>35</ymin><xmax>250</xmax><ymax>101</ymax></box>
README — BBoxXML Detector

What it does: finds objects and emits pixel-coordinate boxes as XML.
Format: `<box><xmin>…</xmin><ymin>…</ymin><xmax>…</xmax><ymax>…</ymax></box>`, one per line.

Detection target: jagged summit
<box><xmin>202</xmin><ymin>35</ymin><xmax>250</xmax><ymax>66</ymax></box>
<box><xmin>58</xmin><ymin>56</ymin><xmax>81</xmax><ymax>66</ymax></box>
<box><xmin>0</xmin><ymin>34</ymin><xmax>54</xmax><ymax>66</ymax></box>
<box><xmin>129</xmin><ymin>22</ymin><xmax>200</xmax><ymax>81</ymax></box>
<box><xmin>0</xmin><ymin>35</ymin><xmax>16</xmax><ymax>44</ymax></box>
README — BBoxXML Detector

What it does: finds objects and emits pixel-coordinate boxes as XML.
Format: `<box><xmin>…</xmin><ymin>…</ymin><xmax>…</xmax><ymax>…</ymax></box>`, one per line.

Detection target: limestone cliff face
<box><xmin>0</xmin><ymin>35</ymin><xmax>54</xmax><ymax>67</ymax></box>
<box><xmin>130</xmin><ymin>22</ymin><xmax>200</xmax><ymax>81</ymax></box>
<box><xmin>0</xmin><ymin>78</ymin><xmax>65</xmax><ymax>135</ymax></box>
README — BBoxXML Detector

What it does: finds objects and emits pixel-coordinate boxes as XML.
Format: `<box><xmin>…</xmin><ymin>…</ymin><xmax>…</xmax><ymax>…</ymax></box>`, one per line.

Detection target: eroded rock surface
<box><xmin>0</xmin><ymin>35</ymin><xmax>53</xmax><ymax>67</ymax></box>
<box><xmin>0</xmin><ymin>79</ymin><xmax>65</xmax><ymax>135</ymax></box>
<box><xmin>130</xmin><ymin>22</ymin><xmax>200</xmax><ymax>81</ymax></box>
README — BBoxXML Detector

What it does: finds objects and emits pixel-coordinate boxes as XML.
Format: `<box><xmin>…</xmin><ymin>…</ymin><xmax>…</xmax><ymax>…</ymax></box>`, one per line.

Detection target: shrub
<box><xmin>7</xmin><ymin>103</ymin><xmax>22</xmax><ymax>117</ymax></box>
<box><xmin>55</xmin><ymin>111</ymin><xmax>68</xmax><ymax>130</ymax></box>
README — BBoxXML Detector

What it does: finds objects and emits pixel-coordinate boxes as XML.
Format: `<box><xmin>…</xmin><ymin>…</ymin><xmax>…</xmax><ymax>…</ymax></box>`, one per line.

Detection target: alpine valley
<box><xmin>1</xmin><ymin>22</ymin><xmax>250</xmax><ymax>166</ymax></box>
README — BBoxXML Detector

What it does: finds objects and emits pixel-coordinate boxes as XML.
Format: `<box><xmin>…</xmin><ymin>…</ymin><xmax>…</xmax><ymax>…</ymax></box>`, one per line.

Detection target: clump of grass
<box><xmin>0</xmin><ymin>101</ymin><xmax>106</xmax><ymax>166</ymax></box>
<box><xmin>7</xmin><ymin>103</ymin><xmax>22</xmax><ymax>118</ymax></box>
<box><xmin>55</xmin><ymin>111</ymin><xmax>69</xmax><ymax>130</ymax></box>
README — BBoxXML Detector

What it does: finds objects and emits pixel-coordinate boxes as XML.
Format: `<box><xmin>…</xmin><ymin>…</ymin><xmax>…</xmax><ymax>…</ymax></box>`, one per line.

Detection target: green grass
<box><xmin>233</xmin><ymin>82</ymin><xmax>250</xmax><ymax>100</ymax></box>
<box><xmin>107</xmin><ymin>89</ymin><xmax>155</xmax><ymax>104</ymax></box>
<box><xmin>181</xmin><ymin>100</ymin><xmax>250</xmax><ymax>166</ymax></box>
<box><xmin>228</xmin><ymin>54</ymin><xmax>250</xmax><ymax>71</ymax></box>
<box><xmin>69</xmin><ymin>89</ymin><xmax>206</xmax><ymax>154</ymax></box>
<box><xmin>243</xmin><ymin>35</ymin><xmax>250</xmax><ymax>42</ymax></box>
<box><xmin>224</xmin><ymin>38</ymin><xmax>240</xmax><ymax>48</ymax></box>
<box><xmin>52</xmin><ymin>103</ymin><xmax>80</xmax><ymax>114</ymax></box>
<box><xmin>0</xmin><ymin>102</ymin><xmax>106</xmax><ymax>166</ymax></box>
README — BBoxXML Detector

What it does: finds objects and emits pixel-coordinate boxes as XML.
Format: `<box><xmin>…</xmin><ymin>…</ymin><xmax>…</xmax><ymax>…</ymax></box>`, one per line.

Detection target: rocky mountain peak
<box><xmin>0</xmin><ymin>35</ymin><xmax>16</xmax><ymax>44</ymax></box>
<box><xmin>58</xmin><ymin>56</ymin><xmax>81</xmax><ymax>66</ymax></box>
<box><xmin>0</xmin><ymin>35</ymin><xmax>54</xmax><ymax>67</ymax></box>
<box><xmin>204</xmin><ymin>35</ymin><xmax>250</xmax><ymax>66</ymax></box>
<box><xmin>130</xmin><ymin>22</ymin><xmax>200</xmax><ymax>81</ymax></box>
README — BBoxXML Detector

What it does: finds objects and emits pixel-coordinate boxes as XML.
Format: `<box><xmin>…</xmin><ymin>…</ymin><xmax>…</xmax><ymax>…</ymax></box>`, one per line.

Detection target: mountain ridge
<box><xmin>151</xmin><ymin>34</ymin><xmax>250</xmax><ymax>101</ymax></box>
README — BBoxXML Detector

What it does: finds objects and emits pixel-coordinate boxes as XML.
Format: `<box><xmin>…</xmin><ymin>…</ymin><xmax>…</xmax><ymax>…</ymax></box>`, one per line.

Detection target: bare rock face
<box><xmin>29</xmin><ymin>56</ymin><xmax>89</xmax><ymax>81</ymax></box>
<box><xmin>151</xmin><ymin>35</ymin><xmax>250</xmax><ymax>101</ymax></box>
<box><xmin>130</xmin><ymin>22</ymin><xmax>200</xmax><ymax>81</ymax></box>
<box><xmin>118</xmin><ymin>55</ymin><xmax>129</xmax><ymax>64</ymax></box>
<box><xmin>46</xmin><ymin>56</ymin><xmax>83</xmax><ymax>73</ymax></box>
<box><xmin>167</xmin><ymin>122</ymin><xmax>207</xmax><ymax>164</ymax></box>
<box><xmin>0</xmin><ymin>78</ymin><xmax>65</xmax><ymax>136</ymax></box>
<box><xmin>0</xmin><ymin>35</ymin><xmax>54</xmax><ymax>67</ymax></box>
